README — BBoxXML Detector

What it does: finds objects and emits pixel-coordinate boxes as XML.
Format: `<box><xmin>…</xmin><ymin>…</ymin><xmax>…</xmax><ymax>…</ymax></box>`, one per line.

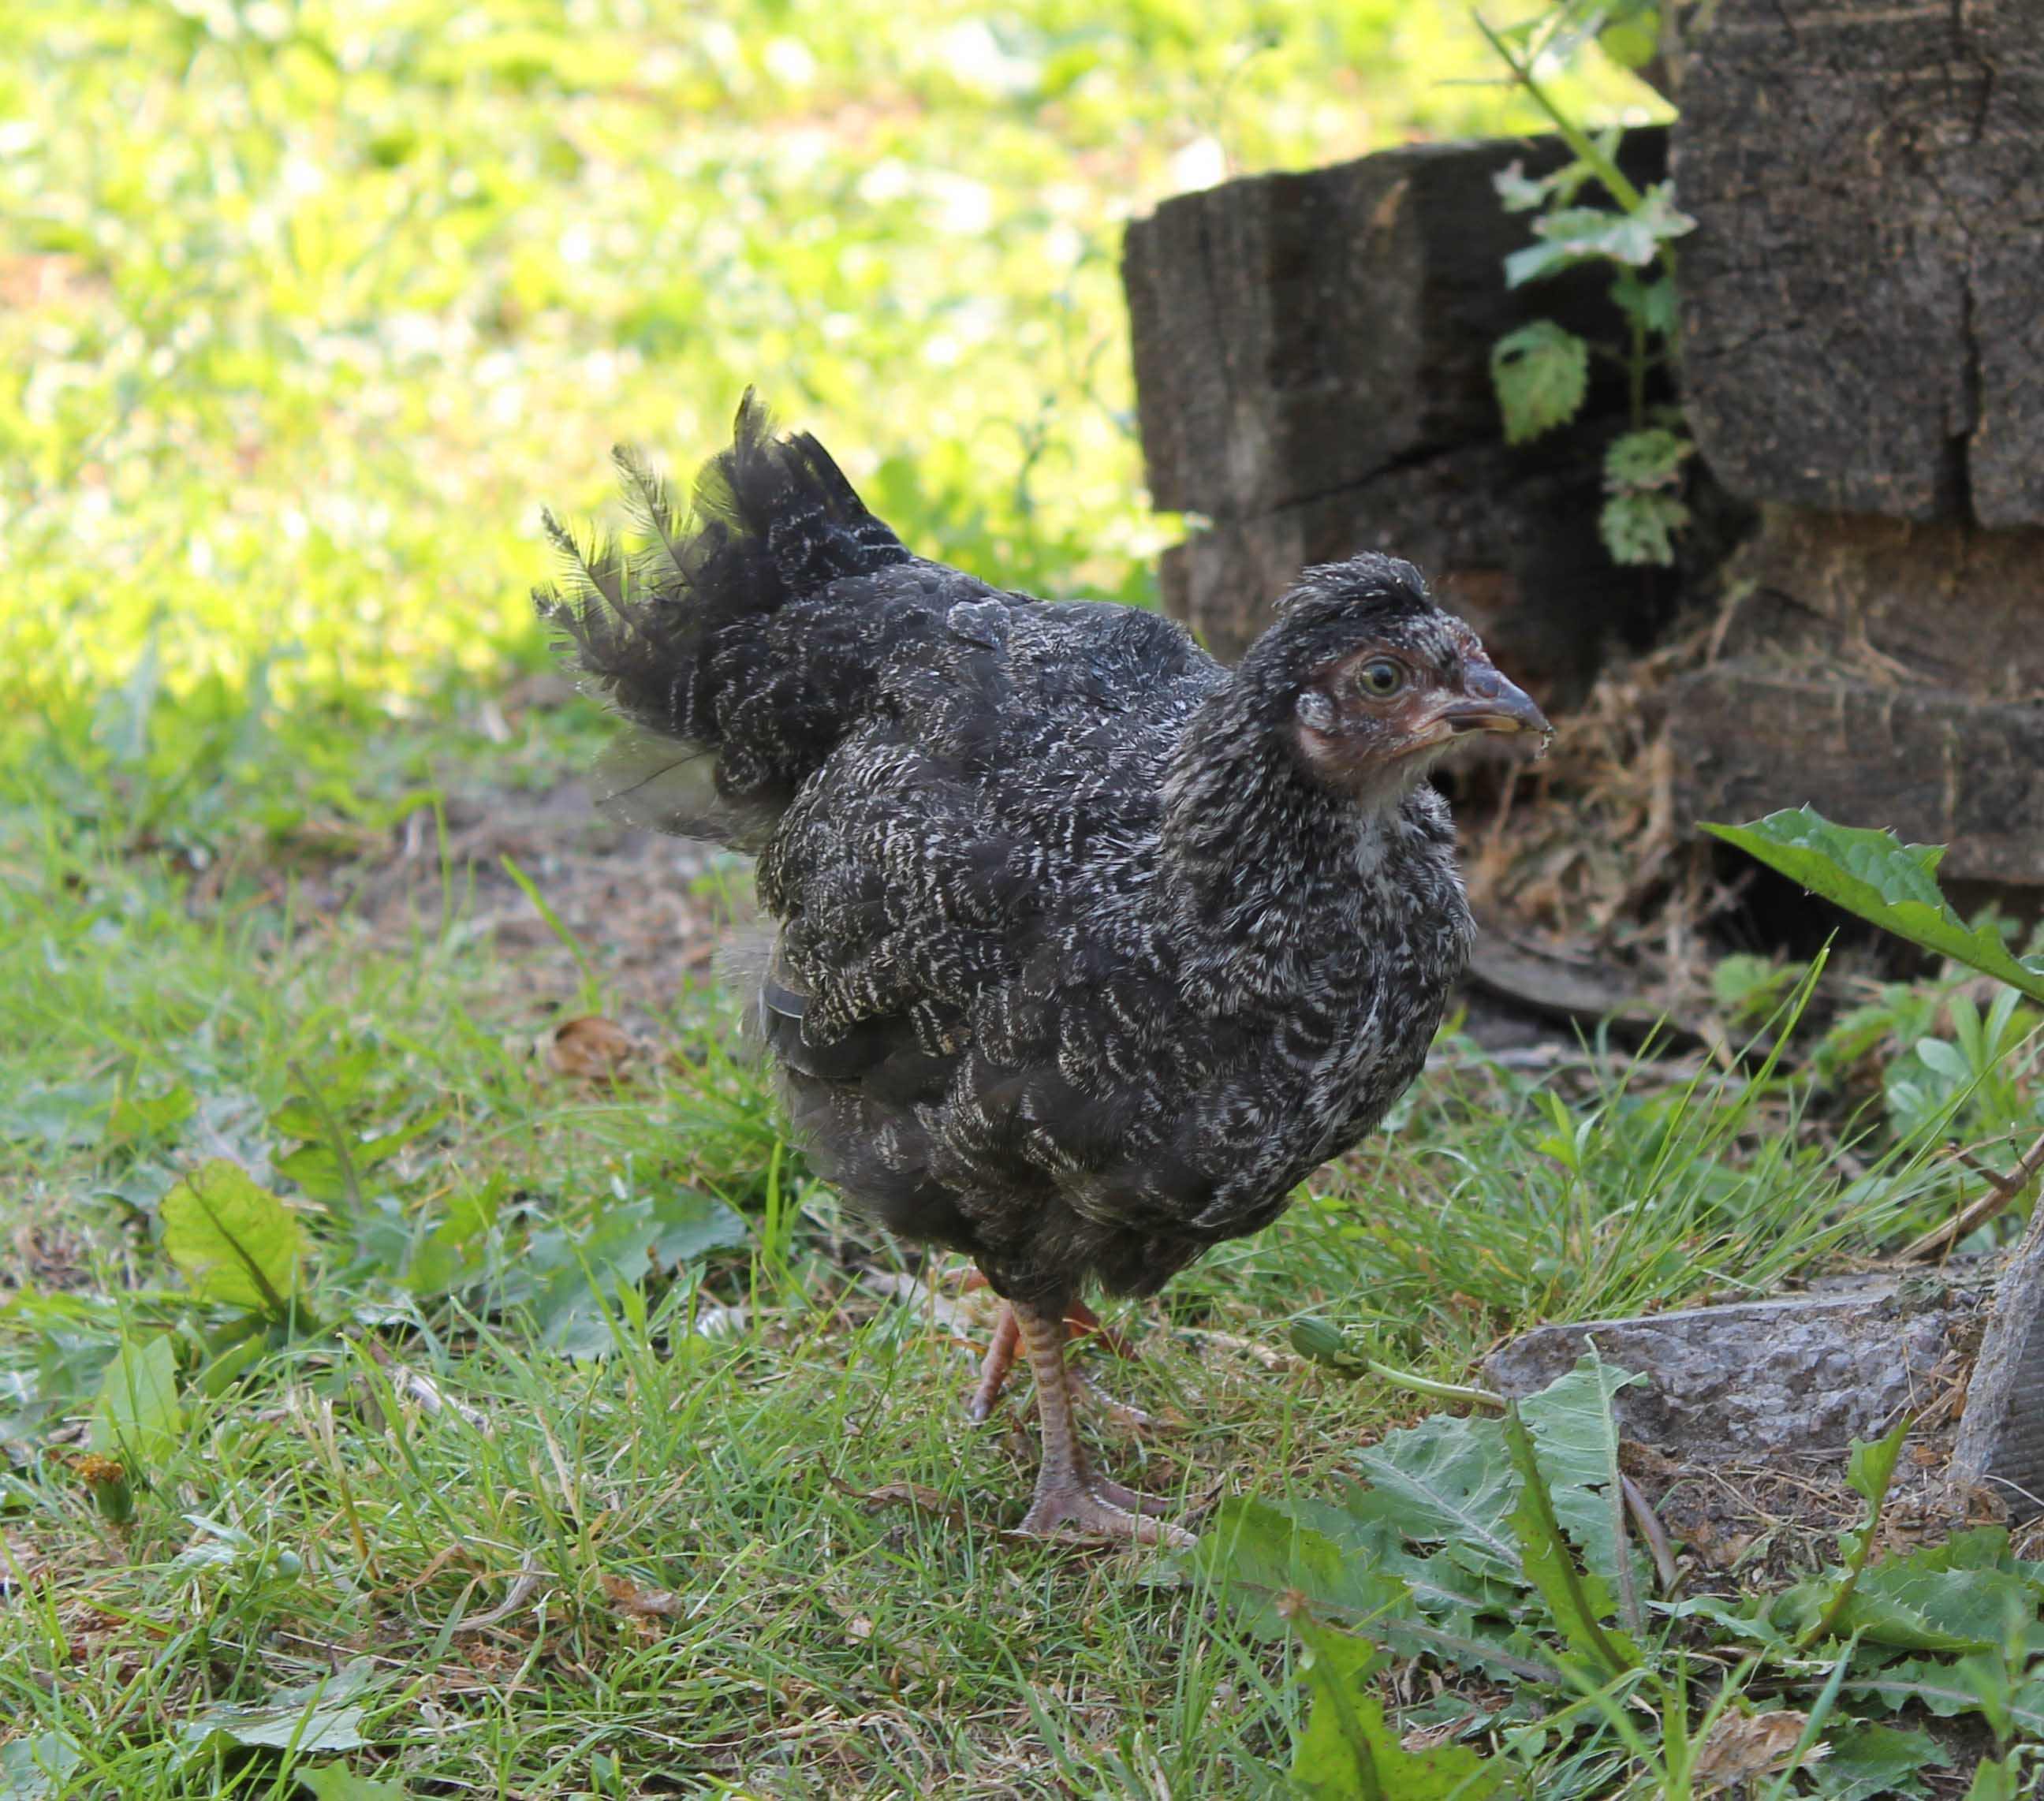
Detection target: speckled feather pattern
<box><xmin>539</xmin><ymin>399</ymin><xmax>1477</xmax><ymax>1312</ymax></box>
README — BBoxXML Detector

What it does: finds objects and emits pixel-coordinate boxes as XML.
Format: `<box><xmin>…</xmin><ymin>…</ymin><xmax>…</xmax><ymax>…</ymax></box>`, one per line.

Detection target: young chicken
<box><xmin>539</xmin><ymin>397</ymin><xmax>1549</xmax><ymax>1544</ymax></box>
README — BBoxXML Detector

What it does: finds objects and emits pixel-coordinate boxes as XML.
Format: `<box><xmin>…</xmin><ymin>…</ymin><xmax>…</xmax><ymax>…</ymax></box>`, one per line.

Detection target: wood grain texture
<box><xmin>1722</xmin><ymin>505</ymin><xmax>2044</xmax><ymax>699</ymax></box>
<box><xmin>1156</xmin><ymin>429</ymin><xmax>1688</xmax><ymax>703</ymax></box>
<box><xmin>1953</xmin><ymin>1207</ymin><xmax>2044</xmax><ymax>1522</ymax></box>
<box><xmin>1666</xmin><ymin>662</ymin><xmax>2044</xmax><ymax>884</ymax></box>
<box><xmin>1674</xmin><ymin>0</ymin><xmax>2044</xmax><ymax>524</ymax></box>
<box><xmin>1122</xmin><ymin>129</ymin><xmax>1668</xmax><ymax>519</ymax></box>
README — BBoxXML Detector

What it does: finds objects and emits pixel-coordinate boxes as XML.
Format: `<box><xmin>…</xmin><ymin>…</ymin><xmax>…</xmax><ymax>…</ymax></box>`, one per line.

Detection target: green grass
<box><xmin>2</xmin><ymin>4</ymin><xmax>2031</xmax><ymax>1796</ymax></box>
<box><xmin>0</xmin><ymin>766</ymin><xmax>1997</xmax><ymax>1794</ymax></box>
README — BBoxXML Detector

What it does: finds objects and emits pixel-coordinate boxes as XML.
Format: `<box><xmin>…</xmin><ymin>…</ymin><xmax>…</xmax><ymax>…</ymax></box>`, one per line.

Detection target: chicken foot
<box><xmin>1011</xmin><ymin>1300</ymin><xmax>1192</xmax><ymax>1546</ymax></box>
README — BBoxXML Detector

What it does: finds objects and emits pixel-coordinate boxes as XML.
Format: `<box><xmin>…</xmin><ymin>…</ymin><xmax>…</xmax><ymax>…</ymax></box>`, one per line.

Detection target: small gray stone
<box><xmin>1484</xmin><ymin>1273</ymin><xmax>1991</xmax><ymax>1464</ymax></box>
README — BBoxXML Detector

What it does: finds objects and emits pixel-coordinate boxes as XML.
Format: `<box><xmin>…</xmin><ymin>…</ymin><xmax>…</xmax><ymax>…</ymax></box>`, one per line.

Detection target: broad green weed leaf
<box><xmin>1961</xmin><ymin>1757</ymin><xmax>2023</xmax><ymax>1801</ymax></box>
<box><xmin>181</xmin><ymin>1657</ymin><xmax>378</xmax><ymax>1758</ymax></box>
<box><xmin>105</xmin><ymin>1083</ymin><xmax>194</xmax><ymax>1147</ymax></box>
<box><xmin>1846</xmin><ymin>1416</ymin><xmax>1910</xmax><ymax>1512</ymax></box>
<box><xmin>647</xmin><ymin>1188</ymin><xmax>748</xmax><ymax>1265</ymax></box>
<box><xmin>1</xmin><ymin>1079</ymin><xmax>116</xmax><ymax>1150</ymax></box>
<box><xmin>1610</xmin><ymin>270</ymin><xmax>1677</xmax><ymax>335</ymax></box>
<box><xmin>1515</xmin><ymin>1354</ymin><xmax>1647</xmax><ymax>1628</ymax></box>
<box><xmin>1288</xmin><ymin>1620</ymin><xmax>1386</xmax><ymax>1800</ymax></box>
<box><xmin>1287</xmin><ymin>1493</ymin><xmax>1562</xmax><ymax>1684</ymax></box>
<box><xmin>1603</xmin><ymin>427</ymin><xmax>1691</xmax><ymax>491</ymax></box>
<box><xmin>296</xmin><ymin>1764</ymin><xmax>406</xmax><ymax>1799</ymax></box>
<box><xmin>0</xmin><ymin>1731</ymin><xmax>83</xmax><ymax>1801</ymax></box>
<box><xmin>515</xmin><ymin>1190</ymin><xmax>746</xmax><ymax>1355</ymax></box>
<box><xmin>1491</xmin><ymin>155</ymin><xmax>1597</xmax><ymax>214</ymax></box>
<box><xmin>1197</xmin><ymin>1499</ymin><xmax>1409</xmax><ymax>1642</ymax></box>
<box><xmin>1843</xmin><ymin>1658</ymin><xmax>2044</xmax><ymax>1733</ymax></box>
<box><xmin>1506</xmin><ymin>185</ymin><xmax>1694</xmax><ymax>283</ymax></box>
<box><xmin>1289</xmin><ymin>1613</ymin><xmax>1506</xmax><ymax>1801</ymax></box>
<box><xmin>1490</xmin><ymin>322</ymin><xmax>1588</xmax><ymax>444</ymax></box>
<box><xmin>1792</xmin><ymin>1418</ymin><xmax>1912</xmax><ymax>1649</ymax></box>
<box><xmin>1599</xmin><ymin>490</ymin><xmax>1689</xmax><ymax>565</ymax></box>
<box><xmin>161</xmin><ymin>1160</ymin><xmax>305</xmax><ymax>1314</ymax></box>
<box><xmin>1848</xmin><ymin>1557</ymin><xmax>2044</xmax><ymax>1654</ymax></box>
<box><xmin>1353</xmin><ymin>1412</ymin><xmax>1522</xmax><ymax>1584</ymax></box>
<box><xmin>89</xmin><ymin>1334</ymin><xmax>183</xmax><ymax>1465</ymax></box>
<box><xmin>1598</xmin><ymin>14</ymin><xmax>1658</xmax><ymax>68</ymax></box>
<box><xmin>1703</xmin><ymin>810</ymin><xmax>2044</xmax><ymax>1005</ymax></box>
<box><xmin>1790</xmin><ymin>1587</ymin><xmax>1997</xmax><ymax>1655</ymax></box>
<box><xmin>275</xmin><ymin>1108</ymin><xmax>445</xmax><ymax>1209</ymax></box>
<box><xmin>1502</xmin><ymin>1408</ymin><xmax>1637</xmax><ymax>1679</ymax></box>
<box><xmin>1811</xmin><ymin>1722</ymin><xmax>1946</xmax><ymax>1800</ymax></box>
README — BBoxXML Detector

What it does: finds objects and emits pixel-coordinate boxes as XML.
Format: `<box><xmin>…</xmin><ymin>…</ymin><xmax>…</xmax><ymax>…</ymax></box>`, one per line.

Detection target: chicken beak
<box><xmin>1426</xmin><ymin>662</ymin><xmax>1551</xmax><ymax>746</ymax></box>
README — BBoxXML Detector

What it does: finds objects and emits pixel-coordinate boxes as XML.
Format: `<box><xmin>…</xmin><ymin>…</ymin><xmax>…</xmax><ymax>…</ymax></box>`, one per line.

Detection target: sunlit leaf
<box><xmin>161</xmin><ymin>1160</ymin><xmax>307</xmax><ymax>1314</ymax></box>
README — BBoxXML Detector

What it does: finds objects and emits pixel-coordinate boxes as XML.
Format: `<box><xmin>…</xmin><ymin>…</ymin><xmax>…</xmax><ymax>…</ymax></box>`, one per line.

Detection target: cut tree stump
<box><xmin>1675</xmin><ymin>0</ymin><xmax>2044</xmax><ymax>526</ymax></box>
<box><xmin>1125</xmin><ymin>129</ymin><xmax>1721</xmax><ymax>693</ymax></box>
<box><xmin>1123</xmin><ymin>129</ymin><xmax>1669</xmax><ymax>520</ymax></box>
<box><xmin>1664</xmin><ymin>662</ymin><xmax>2044</xmax><ymax>885</ymax></box>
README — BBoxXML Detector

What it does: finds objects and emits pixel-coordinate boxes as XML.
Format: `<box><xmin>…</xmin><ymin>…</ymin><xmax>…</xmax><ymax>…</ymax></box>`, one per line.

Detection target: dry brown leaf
<box><xmin>1693</xmin><ymin>1709</ymin><xmax>1814</xmax><ymax>1788</ymax></box>
<box><xmin>542</xmin><ymin>1015</ymin><xmax>634</xmax><ymax>1083</ymax></box>
<box><xmin>824</xmin><ymin>1474</ymin><xmax>969</xmax><ymax>1526</ymax></box>
<box><xmin>599</xmin><ymin>1572</ymin><xmax>687</xmax><ymax>1618</ymax></box>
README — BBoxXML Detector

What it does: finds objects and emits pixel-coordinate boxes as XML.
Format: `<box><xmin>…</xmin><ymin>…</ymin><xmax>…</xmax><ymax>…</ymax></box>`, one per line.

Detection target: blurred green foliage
<box><xmin>0</xmin><ymin>0</ymin><xmax>1651</xmax><ymax>749</ymax></box>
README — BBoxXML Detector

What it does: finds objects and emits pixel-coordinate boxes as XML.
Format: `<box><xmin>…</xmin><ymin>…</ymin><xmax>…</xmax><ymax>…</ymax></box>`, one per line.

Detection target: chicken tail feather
<box><xmin>536</xmin><ymin>390</ymin><xmax>916</xmax><ymax>848</ymax></box>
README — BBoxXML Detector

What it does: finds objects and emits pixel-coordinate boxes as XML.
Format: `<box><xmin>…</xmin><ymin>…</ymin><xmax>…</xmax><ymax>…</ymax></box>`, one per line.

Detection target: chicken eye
<box><xmin>1354</xmin><ymin>658</ymin><xmax>1405</xmax><ymax>698</ymax></box>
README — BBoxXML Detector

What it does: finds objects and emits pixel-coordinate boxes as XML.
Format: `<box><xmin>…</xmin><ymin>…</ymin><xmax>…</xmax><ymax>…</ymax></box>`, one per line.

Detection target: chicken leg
<box><xmin>966</xmin><ymin>1298</ymin><xmax>1155</xmax><ymax>1429</ymax></box>
<box><xmin>1011</xmin><ymin>1299</ymin><xmax>1192</xmax><ymax>1546</ymax></box>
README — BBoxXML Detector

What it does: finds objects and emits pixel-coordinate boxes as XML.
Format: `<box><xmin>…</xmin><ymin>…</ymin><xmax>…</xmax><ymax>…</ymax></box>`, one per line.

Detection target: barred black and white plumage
<box><xmin>539</xmin><ymin>394</ymin><xmax>1549</xmax><ymax>1541</ymax></box>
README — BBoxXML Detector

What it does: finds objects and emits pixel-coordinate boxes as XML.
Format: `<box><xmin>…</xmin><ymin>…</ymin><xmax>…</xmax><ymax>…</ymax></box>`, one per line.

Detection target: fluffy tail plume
<box><xmin>536</xmin><ymin>392</ymin><xmax>913</xmax><ymax>847</ymax></box>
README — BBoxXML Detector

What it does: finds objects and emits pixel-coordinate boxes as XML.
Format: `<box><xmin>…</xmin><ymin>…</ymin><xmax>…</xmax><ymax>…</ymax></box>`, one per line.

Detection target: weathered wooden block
<box><xmin>1123</xmin><ymin>129</ymin><xmax>1667</xmax><ymax>519</ymax></box>
<box><xmin>1952</xmin><ymin>1210</ymin><xmax>2044</xmax><ymax>1519</ymax></box>
<box><xmin>1666</xmin><ymin>662</ymin><xmax>2044</xmax><ymax>886</ymax></box>
<box><xmin>1158</xmin><ymin>430</ymin><xmax>1683</xmax><ymax>702</ymax></box>
<box><xmin>1674</xmin><ymin>0</ymin><xmax>2044</xmax><ymax>526</ymax></box>
<box><xmin>1723</xmin><ymin>506</ymin><xmax>2044</xmax><ymax>699</ymax></box>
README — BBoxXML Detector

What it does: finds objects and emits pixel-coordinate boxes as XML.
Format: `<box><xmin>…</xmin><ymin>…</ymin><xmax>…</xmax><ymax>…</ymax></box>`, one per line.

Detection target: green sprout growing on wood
<box><xmin>1477</xmin><ymin>6</ymin><xmax>1698</xmax><ymax>568</ymax></box>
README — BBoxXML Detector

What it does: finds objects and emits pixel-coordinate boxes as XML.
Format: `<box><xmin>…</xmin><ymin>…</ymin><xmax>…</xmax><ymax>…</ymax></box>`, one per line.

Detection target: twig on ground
<box><xmin>1621</xmin><ymin>1473</ymin><xmax>1680</xmax><ymax>1594</ymax></box>
<box><xmin>1899</xmin><ymin>1128</ymin><xmax>2044</xmax><ymax>1263</ymax></box>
